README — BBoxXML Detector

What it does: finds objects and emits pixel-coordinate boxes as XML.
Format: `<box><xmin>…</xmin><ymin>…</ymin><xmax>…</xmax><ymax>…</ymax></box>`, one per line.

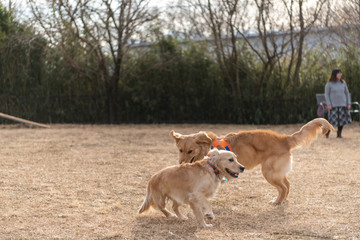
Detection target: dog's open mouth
<box><xmin>226</xmin><ymin>168</ymin><xmax>239</xmax><ymax>178</ymax></box>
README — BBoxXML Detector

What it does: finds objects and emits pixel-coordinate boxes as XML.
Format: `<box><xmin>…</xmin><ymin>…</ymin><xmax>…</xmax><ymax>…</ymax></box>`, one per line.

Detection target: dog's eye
<box><xmin>188</xmin><ymin>150</ymin><xmax>193</xmax><ymax>154</ymax></box>
<box><xmin>180</xmin><ymin>149</ymin><xmax>183</xmax><ymax>153</ymax></box>
<box><xmin>229</xmin><ymin>158</ymin><xmax>234</xmax><ymax>162</ymax></box>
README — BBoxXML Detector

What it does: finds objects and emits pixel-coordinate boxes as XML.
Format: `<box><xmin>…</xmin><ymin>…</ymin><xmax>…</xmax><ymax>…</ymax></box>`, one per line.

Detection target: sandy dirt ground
<box><xmin>0</xmin><ymin>122</ymin><xmax>359</xmax><ymax>239</ymax></box>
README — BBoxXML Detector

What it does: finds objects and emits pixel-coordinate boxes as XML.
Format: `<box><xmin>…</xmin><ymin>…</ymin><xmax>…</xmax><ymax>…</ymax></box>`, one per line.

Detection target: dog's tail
<box><xmin>138</xmin><ymin>186</ymin><xmax>153</xmax><ymax>214</ymax></box>
<box><xmin>287</xmin><ymin>118</ymin><xmax>334</xmax><ymax>149</ymax></box>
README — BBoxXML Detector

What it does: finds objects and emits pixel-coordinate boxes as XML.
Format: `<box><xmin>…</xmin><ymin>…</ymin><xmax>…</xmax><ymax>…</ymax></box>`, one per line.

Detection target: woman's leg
<box><xmin>337</xmin><ymin>125</ymin><xmax>343</xmax><ymax>138</ymax></box>
<box><xmin>326</xmin><ymin>130</ymin><xmax>330</xmax><ymax>138</ymax></box>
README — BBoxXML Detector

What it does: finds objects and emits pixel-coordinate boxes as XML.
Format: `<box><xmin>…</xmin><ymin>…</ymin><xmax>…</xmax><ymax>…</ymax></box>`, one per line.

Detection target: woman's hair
<box><xmin>328</xmin><ymin>68</ymin><xmax>344</xmax><ymax>83</ymax></box>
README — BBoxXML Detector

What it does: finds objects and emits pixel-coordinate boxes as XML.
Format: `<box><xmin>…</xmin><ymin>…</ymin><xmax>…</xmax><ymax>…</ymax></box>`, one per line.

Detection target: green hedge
<box><xmin>0</xmin><ymin>25</ymin><xmax>359</xmax><ymax>124</ymax></box>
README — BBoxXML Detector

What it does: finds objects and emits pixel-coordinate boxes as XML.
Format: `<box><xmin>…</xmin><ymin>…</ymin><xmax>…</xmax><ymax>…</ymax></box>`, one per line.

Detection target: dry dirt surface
<box><xmin>0</xmin><ymin>122</ymin><xmax>359</xmax><ymax>239</ymax></box>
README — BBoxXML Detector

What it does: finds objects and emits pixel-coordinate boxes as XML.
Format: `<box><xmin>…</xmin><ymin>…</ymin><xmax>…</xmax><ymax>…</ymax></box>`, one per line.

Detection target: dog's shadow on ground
<box><xmin>214</xmin><ymin>203</ymin><xmax>289</xmax><ymax>229</ymax></box>
<box><xmin>132</xmin><ymin>214</ymin><xmax>199</xmax><ymax>239</ymax></box>
<box><xmin>131</xmin><ymin>203</ymin><xmax>290</xmax><ymax>239</ymax></box>
<box><xmin>210</xmin><ymin>202</ymin><xmax>311</xmax><ymax>237</ymax></box>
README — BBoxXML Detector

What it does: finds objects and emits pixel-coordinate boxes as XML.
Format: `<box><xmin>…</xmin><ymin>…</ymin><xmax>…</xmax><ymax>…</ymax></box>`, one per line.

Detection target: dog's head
<box><xmin>207</xmin><ymin>149</ymin><xmax>244</xmax><ymax>179</ymax></box>
<box><xmin>170</xmin><ymin>130</ymin><xmax>212</xmax><ymax>164</ymax></box>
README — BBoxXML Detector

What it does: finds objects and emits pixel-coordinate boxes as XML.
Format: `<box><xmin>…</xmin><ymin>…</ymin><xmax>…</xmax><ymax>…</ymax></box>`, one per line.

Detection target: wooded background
<box><xmin>1</xmin><ymin>0</ymin><xmax>359</xmax><ymax>124</ymax></box>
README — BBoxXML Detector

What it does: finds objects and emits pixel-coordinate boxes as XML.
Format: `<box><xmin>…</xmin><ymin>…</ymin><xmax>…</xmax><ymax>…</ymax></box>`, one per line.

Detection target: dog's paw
<box><xmin>203</xmin><ymin>223</ymin><xmax>213</xmax><ymax>228</ymax></box>
<box><xmin>205</xmin><ymin>213</ymin><xmax>215</xmax><ymax>220</ymax></box>
<box><xmin>179</xmin><ymin>215</ymin><xmax>188</xmax><ymax>220</ymax></box>
<box><xmin>167</xmin><ymin>213</ymin><xmax>178</xmax><ymax>218</ymax></box>
<box><xmin>269</xmin><ymin>199</ymin><xmax>281</xmax><ymax>205</ymax></box>
<box><xmin>200</xmin><ymin>223</ymin><xmax>213</xmax><ymax>228</ymax></box>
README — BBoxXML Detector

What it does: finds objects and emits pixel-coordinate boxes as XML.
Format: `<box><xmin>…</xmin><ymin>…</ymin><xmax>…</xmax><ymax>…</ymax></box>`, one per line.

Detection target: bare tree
<box><xmin>177</xmin><ymin>0</ymin><xmax>328</xmax><ymax>99</ymax></box>
<box><xmin>28</xmin><ymin>0</ymin><xmax>158</xmax><ymax>123</ymax></box>
<box><xmin>331</xmin><ymin>0</ymin><xmax>360</xmax><ymax>48</ymax></box>
<box><xmin>181</xmin><ymin>0</ymin><xmax>292</xmax><ymax>97</ymax></box>
<box><xmin>236</xmin><ymin>0</ymin><xmax>289</xmax><ymax>93</ymax></box>
<box><xmin>289</xmin><ymin>0</ymin><xmax>327</xmax><ymax>90</ymax></box>
<box><xmin>246</xmin><ymin>0</ymin><xmax>327</xmax><ymax>91</ymax></box>
<box><xmin>177</xmin><ymin>0</ymin><xmax>251</xmax><ymax>116</ymax></box>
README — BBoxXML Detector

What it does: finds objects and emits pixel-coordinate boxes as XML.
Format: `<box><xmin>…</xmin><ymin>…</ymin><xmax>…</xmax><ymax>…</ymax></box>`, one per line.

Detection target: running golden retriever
<box><xmin>138</xmin><ymin>149</ymin><xmax>245</xmax><ymax>227</ymax></box>
<box><xmin>170</xmin><ymin>118</ymin><xmax>334</xmax><ymax>205</ymax></box>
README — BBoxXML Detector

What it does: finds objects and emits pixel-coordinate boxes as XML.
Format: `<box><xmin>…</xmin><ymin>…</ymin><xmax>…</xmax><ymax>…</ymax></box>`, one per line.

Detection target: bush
<box><xmin>1</xmin><ymin>23</ymin><xmax>359</xmax><ymax>124</ymax></box>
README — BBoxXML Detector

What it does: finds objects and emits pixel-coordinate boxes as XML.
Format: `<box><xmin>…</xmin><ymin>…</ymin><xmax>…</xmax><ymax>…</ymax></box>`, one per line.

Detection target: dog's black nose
<box><xmin>240</xmin><ymin>166</ymin><xmax>245</xmax><ymax>172</ymax></box>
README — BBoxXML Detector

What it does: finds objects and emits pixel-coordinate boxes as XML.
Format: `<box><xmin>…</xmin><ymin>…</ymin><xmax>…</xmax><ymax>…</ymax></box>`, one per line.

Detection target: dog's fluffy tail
<box><xmin>287</xmin><ymin>118</ymin><xmax>334</xmax><ymax>149</ymax></box>
<box><xmin>138</xmin><ymin>186</ymin><xmax>153</xmax><ymax>214</ymax></box>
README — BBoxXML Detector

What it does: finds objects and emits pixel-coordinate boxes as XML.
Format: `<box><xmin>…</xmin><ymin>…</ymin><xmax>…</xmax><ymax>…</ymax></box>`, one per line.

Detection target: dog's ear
<box><xmin>170</xmin><ymin>130</ymin><xmax>184</xmax><ymax>143</ymax></box>
<box><xmin>207</xmin><ymin>148</ymin><xmax>220</xmax><ymax>163</ymax></box>
<box><xmin>206</xmin><ymin>131</ymin><xmax>217</xmax><ymax>141</ymax></box>
<box><xmin>195</xmin><ymin>132</ymin><xmax>212</xmax><ymax>145</ymax></box>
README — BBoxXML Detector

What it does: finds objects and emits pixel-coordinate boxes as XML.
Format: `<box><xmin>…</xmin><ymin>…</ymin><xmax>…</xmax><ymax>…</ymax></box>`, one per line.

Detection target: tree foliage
<box><xmin>0</xmin><ymin>1</ymin><xmax>359</xmax><ymax>124</ymax></box>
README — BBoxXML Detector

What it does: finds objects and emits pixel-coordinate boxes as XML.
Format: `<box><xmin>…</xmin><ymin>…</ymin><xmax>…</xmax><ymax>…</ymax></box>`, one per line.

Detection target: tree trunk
<box><xmin>107</xmin><ymin>89</ymin><xmax>115</xmax><ymax>124</ymax></box>
<box><xmin>292</xmin><ymin>0</ymin><xmax>305</xmax><ymax>92</ymax></box>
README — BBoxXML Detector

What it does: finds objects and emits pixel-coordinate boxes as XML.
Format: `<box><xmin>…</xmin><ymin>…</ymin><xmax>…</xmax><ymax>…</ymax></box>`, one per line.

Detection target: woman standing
<box><xmin>325</xmin><ymin>68</ymin><xmax>352</xmax><ymax>138</ymax></box>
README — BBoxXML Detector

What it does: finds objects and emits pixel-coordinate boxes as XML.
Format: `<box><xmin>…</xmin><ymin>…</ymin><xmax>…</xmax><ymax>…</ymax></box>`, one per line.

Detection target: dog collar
<box><xmin>208</xmin><ymin>161</ymin><xmax>228</xmax><ymax>183</ymax></box>
<box><xmin>208</xmin><ymin>161</ymin><xmax>220</xmax><ymax>176</ymax></box>
<box><xmin>211</xmin><ymin>138</ymin><xmax>232</xmax><ymax>152</ymax></box>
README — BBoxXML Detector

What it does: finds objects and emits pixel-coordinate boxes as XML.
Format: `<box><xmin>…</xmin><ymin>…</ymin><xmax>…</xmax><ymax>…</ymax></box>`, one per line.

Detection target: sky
<box><xmin>2</xmin><ymin>0</ymin><xmax>175</xmax><ymax>8</ymax></box>
<box><xmin>2</xmin><ymin>0</ymin><xmax>176</xmax><ymax>20</ymax></box>
<box><xmin>3</xmin><ymin>0</ymin><xmax>323</xmax><ymax>16</ymax></box>
<box><xmin>149</xmin><ymin>0</ymin><xmax>174</xmax><ymax>8</ymax></box>
<box><xmin>3</xmin><ymin>0</ymin><xmax>330</xmax><ymax>34</ymax></box>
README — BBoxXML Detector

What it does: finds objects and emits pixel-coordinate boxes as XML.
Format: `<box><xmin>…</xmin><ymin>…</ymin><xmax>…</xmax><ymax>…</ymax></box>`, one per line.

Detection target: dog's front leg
<box><xmin>189</xmin><ymin>194</ymin><xmax>212</xmax><ymax>228</ymax></box>
<box><xmin>190</xmin><ymin>202</ymin><xmax>212</xmax><ymax>228</ymax></box>
<box><xmin>202</xmin><ymin>200</ymin><xmax>215</xmax><ymax>220</ymax></box>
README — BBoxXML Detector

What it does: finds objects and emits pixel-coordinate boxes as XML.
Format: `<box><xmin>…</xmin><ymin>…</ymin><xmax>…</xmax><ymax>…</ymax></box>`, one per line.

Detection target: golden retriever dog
<box><xmin>138</xmin><ymin>149</ymin><xmax>245</xmax><ymax>227</ymax></box>
<box><xmin>170</xmin><ymin>118</ymin><xmax>334</xmax><ymax>205</ymax></box>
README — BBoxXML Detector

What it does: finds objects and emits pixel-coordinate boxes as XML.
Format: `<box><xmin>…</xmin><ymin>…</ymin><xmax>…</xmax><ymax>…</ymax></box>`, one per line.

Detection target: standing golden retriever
<box><xmin>170</xmin><ymin>118</ymin><xmax>334</xmax><ymax>205</ymax></box>
<box><xmin>138</xmin><ymin>149</ymin><xmax>244</xmax><ymax>227</ymax></box>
